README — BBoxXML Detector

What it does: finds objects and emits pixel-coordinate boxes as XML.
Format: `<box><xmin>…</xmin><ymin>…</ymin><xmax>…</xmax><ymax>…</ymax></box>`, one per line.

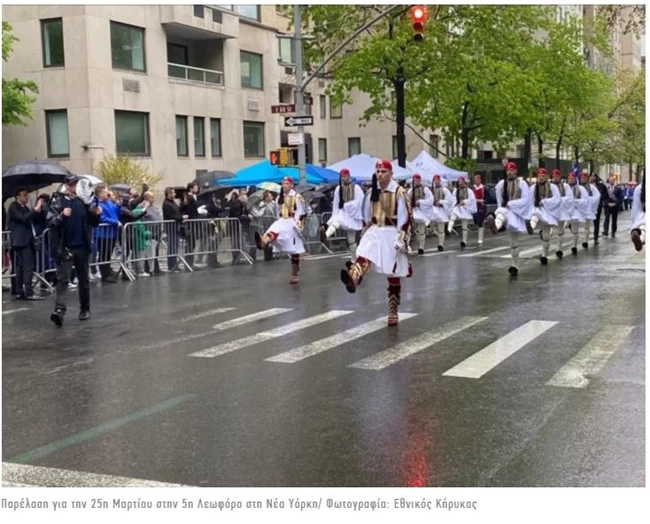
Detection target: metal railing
<box><xmin>168</xmin><ymin>62</ymin><xmax>224</xmax><ymax>86</ymax></box>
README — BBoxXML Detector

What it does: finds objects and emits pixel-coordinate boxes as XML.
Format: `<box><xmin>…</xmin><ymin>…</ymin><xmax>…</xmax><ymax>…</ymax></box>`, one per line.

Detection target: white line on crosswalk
<box><xmin>2</xmin><ymin>462</ymin><xmax>192</xmax><ymax>488</ymax></box>
<box><xmin>212</xmin><ymin>308</ymin><xmax>292</xmax><ymax>331</ymax></box>
<box><xmin>422</xmin><ymin>249</ymin><xmax>459</xmax><ymax>257</ymax></box>
<box><xmin>180</xmin><ymin>307</ymin><xmax>235</xmax><ymax>323</ymax></box>
<box><xmin>545</xmin><ymin>325</ymin><xmax>635</xmax><ymax>388</ymax></box>
<box><xmin>189</xmin><ymin>310</ymin><xmax>353</xmax><ymax>358</ymax></box>
<box><xmin>2</xmin><ymin>308</ymin><xmax>29</xmax><ymax>316</ymax></box>
<box><xmin>266</xmin><ymin>313</ymin><xmax>418</xmax><ymax>363</ymax></box>
<box><xmin>499</xmin><ymin>245</ymin><xmax>542</xmax><ymax>258</ymax></box>
<box><xmin>457</xmin><ymin>246</ymin><xmax>511</xmax><ymax>257</ymax></box>
<box><xmin>442</xmin><ymin>320</ymin><xmax>558</xmax><ymax>379</ymax></box>
<box><xmin>349</xmin><ymin>316</ymin><xmax>488</xmax><ymax>370</ymax></box>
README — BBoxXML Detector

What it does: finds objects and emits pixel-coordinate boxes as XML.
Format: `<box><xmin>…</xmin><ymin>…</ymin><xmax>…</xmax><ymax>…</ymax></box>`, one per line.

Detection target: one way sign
<box><xmin>284</xmin><ymin>115</ymin><xmax>314</xmax><ymax>127</ymax></box>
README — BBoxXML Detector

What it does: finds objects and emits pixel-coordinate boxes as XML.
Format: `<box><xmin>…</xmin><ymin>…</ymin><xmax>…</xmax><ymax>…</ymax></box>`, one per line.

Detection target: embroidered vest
<box><xmin>371</xmin><ymin>187</ymin><xmax>404</xmax><ymax>227</ymax></box>
<box><xmin>280</xmin><ymin>194</ymin><xmax>297</xmax><ymax>218</ymax></box>
<box><xmin>553</xmin><ymin>180</ymin><xmax>566</xmax><ymax>197</ymax></box>
<box><xmin>457</xmin><ymin>186</ymin><xmax>468</xmax><ymax>204</ymax></box>
<box><xmin>571</xmin><ymin>184</ymin><xmax>581</xmax><ymax>199</ymax></box>
<box><xmin>535</xmin><ymin>182</ymin><xmax>551</xmax><ymax>207</ymax></box>
<box><xmin>581</xmin><ymin>182</ymin><xmax>592</xmax><ymax>197</ymax></box>
<box><xmin>504</xmin><ymin>179</ymin><xmax>521</xmax><ymax>204</ymax></box>
<box><xmin>433</xmin><ymin>186</ymin><xmax>443</xmax><ymax>205</ymax></box>
<box><xmin>412</xmin><ymin>186</ymin><xmax>424</xmax><ymax>201</ymax></box>
<box><xmin>341</xmin><ymin>183</ymin><xmax>355</xmax><ymax>203</ymax></box>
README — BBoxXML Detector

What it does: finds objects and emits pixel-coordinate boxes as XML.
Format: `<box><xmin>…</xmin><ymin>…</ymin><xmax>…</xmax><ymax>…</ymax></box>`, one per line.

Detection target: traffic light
<box><xmin>270</xmin><ymin>150</ymin><xmax>280</xmax><ymax>165</ymax></box>
<box><xmin>270</xmin><ymin>147</ymin><xmax>298</xmax><ymax>166</ymax></box>
<box><xmin>410</xmin><ymin>5</ymin><xmax>427</xmax><ymax>42</ymax></box>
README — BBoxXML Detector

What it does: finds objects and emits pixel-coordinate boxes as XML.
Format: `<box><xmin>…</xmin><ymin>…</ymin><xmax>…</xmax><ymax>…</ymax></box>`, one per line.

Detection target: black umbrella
<box><xmin>294</xmin><ymin>184</ymin><xmax>315</xmax><ymax>194</ymax></box>
<box><xmin>198</xmin><ymin>186</ymin><xmax>234</xmax><ymax>200</ymax></box>
<box><xmin>303</xmin><ymin>190</ymin><xmax>326</xmax><ymax>202</ymax></box>
<box><xmin>110</xmin><ymin>183</ymin><xmax>133</xmax><ymax>194</ymax></box>
<box><xmin>2</xmin><ymin>160</ymin><xmax>71</xmax><ymax>197</ymax></box>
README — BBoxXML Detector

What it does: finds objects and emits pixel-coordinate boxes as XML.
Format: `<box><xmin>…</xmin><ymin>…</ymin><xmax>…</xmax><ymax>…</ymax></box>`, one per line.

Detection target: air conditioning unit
<box><xmin>248</xmin><ymin>99</ymin><xmax>261</xmax><ymax>111</ymax></box>
<box><xmin>318</xmin><ymin>80</ymin><xmax>325</xmax><ymax>88</ymax></box>
<box><xmin>284</xmin><ymin>66</ymin><xmax>294</xmax><ymax>75</ymax></box>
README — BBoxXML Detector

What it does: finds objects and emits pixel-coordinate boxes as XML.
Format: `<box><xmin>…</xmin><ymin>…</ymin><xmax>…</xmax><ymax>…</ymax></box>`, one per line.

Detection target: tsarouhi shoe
<box><xmin>508</xmin><ymin>266</ymin><xmax>519</xmax><ymax>276</ymax></box>
<box><xmin>417</xmin><ymin>248</ymin><xmax>424</xmax><ymax>255</ymax></box>
<box><xmin>540</xmin><ymin>256</ymin><xmax>548</xmax><ymax>265</ymax></box>
<box><xmin>437</xmin><ymin>245</ymin><xmax>444</xmax><ymax>252</ymax></box>
<box><xmin>631</xmin><ymin>230</ymin><xmax>643</xmax><ymax>251</ymax></box>
<box><xmin>460</xmin><ymin>241</ymin><xmax>466</xmax><ymax>249</ymax></box>
<box><xmin>556</xmin><ymin>250</ymin><xmax>564</xmax><ymax>259</ymax></box>
<box><xmin>582</xmin><ymin>242</ymin><xmax>589</xmax><ymax>249</ymax></box>
<box><xmin>485</xmin><ymin>215</ymin><xmax>498</xmax><ymax>234</ymax></box>
<box><xmin>571</xmin><ymin>247</ymin><xmax>578</xmax><ymax>255</ymax></box>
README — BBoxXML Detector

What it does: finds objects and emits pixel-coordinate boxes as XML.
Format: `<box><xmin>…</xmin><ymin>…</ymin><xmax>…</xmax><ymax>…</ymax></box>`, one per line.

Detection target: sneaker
<box><xmin>89</xmin><ymin>273</ymin><xmax>100</xmax><ymax>281</ymax></box>
<box><xmin>68</xmin><ymin>282</ymin><xmax>78</xmax><ymax>290</ymax></box>
<box><xmin>25</xmin><ymin>294</ymin><xmax>45</xmax><ymax>301</ymax></box>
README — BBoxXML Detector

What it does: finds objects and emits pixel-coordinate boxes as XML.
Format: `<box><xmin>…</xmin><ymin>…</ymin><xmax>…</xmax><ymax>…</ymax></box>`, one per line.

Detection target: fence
<box><xmin>2</xmin><ymin>230</ymin><xmax>54</xmax><ymax>293</ymax></box>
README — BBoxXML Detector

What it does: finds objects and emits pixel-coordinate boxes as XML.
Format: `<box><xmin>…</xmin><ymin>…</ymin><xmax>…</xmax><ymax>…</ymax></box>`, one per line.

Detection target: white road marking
<box><xmin>499</xmin><ymin>245</ymin><xmax>542</xmax><ymax>258</ymax></box>
<box><xmin>422</xmin><ymin>249</ymin><xmax>459</xmax><ymax>257</ymax></box>
<box><xmin>457</xmin><ymin>246</ymin><xmax>511</xmax><ymax>257</ymax></box>
<box><xmin>2</xmin><ymin>462</ymin><xmax>193</xmax><ymax>488</ymax></box>
<box><xmin>212</xmin><ymin>308</ymin><xmax>292</xmax><ymax>331</ymax></box>
<box><xmin>545</xmin><ymin>325</ymin><xmax>635</xmax><ymax>388</ymax></box>
<box><xmin>180</xmin><ymin>307</ymin><xmax>235</xmax><ymax>322</ymax></box>
<box><xmin>305</xmin><ymin>253</ymin><xmax>347</xmax><ymax>261</ymax></box>
<box><xmin>2</xmin><ymin>308</ymin><xmax>29</xmax><ymax>316</ymax></box>
<box><xmin>442</xmin><ymin>320</ymin><xmax>558</xmax><ymax>379</ymax></box>
<box><xmin>189</xmin><ymin>310</ymin><xmax>353</xmax><ymax>358</ymax></box>
<box><xmin>350</xmin><ymin>316</ymin><xmax>488</xmax><ymax>370</ymax></box>
<box><xmin>267</xmin><ymin>313</ymin><xmax>418</xmax><ymax>363</ymax></box>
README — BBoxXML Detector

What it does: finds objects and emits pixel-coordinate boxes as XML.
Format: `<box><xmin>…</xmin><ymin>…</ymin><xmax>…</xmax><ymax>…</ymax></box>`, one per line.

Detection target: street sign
<box><xmin>288</xmin><ymin>133</ymin><xmax>304</xmax><ymax>146</ymax></box>
<box><xmin>271</xmin><ymin>104</ymin><xmax>296</xmax><ymax>114</ymax></box>
<box><xmin>284</xmin><ymin>115</ymin><xmax>314</xmax><ymax>127</ymax></box>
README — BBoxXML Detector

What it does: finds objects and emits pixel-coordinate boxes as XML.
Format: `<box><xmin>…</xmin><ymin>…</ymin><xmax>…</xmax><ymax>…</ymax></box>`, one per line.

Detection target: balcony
<box><xmin>160</xmin><ymin>4</ymin><xmax>238</xmax><ymax>40</ymax></box>
<box><xmin>168</xmin><ymin>63</ymin><xmax>224</xmax><ymax>87</ymax></box>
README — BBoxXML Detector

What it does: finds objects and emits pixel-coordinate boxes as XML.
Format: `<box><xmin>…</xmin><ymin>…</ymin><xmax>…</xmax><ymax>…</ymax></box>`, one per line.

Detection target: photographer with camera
<box><xmin>47</xmin><ymin>175</ymin><xmax>102</xmax><ymax>327</ymax></box>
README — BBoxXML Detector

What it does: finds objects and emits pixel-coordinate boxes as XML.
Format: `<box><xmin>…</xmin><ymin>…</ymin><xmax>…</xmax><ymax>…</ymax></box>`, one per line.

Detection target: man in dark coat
<box><xmin>603</xmin><ymin>174</ymin><xmax>623</xmax><ymax>237</ymax></box>
<box><xmin>162</xmin><ymin>187</ymin><xmax>186</xmax><ymax>272</ymax></box>
<box><xmin>181</xmin><ymin>182</ymin><xmax>200</xmax><ymax>268</ymax></box>
<box><xmin>47</xmin><ymin>176</ymin><xmax>102</xmax><ymax>326</ymax></box>
<box><xmin>8</xmin><ymin>188</ymin><xmax>45</xmax><ymax>300</ymax></box>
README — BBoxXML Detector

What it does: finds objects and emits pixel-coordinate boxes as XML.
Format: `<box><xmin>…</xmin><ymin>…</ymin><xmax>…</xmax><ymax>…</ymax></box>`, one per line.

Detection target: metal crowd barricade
<box><xmin>302</xmin><ymin>213</ymin><xmax>332</xmax><ymax>254</ymax></box>
<box><xmin>319</xmin><ymin>211</ymin><xmax>349</xmax><ymax>249</ymax></box>
<box><xmin>183</xmin><ymin>217</ymin><xmax>253</xmax><ymax>266</ymax></box>
<box><xmin>91</xmin><ymin>223</ymin><xmax>129</xmax><ymax>279</ymax></box>
<box><xmin>239</xmin><ymin>215</ymin><xmax>279</xmax><ymax>260</ymax></box>
<box><xmin>2</xmin><ymin>229</ymin><xmax>54</xmax><ymax>293</ymax></box>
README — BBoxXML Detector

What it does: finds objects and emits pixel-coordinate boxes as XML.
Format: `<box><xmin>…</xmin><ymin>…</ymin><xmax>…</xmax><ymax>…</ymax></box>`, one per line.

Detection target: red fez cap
<box><xmin>551</xmin><ymin>169</ymin><xmax>561</xmax><ymax>176</ymax></box>
<box><xmin>340</xmin><ymin>168</ymin><xmax>350</xmax><ymax>176</ymax></box>
<box><xmin>433</xmin><ymin>174</ymin><xmax>441</xmax><ymax>181</ymax></box>
<box><xmin>536</xmin><ymin>168</ymin><xmax>547</xmax><ymax>175</ymax></box>
<box><xmin>282</xmin><ymin>176</ymin><xmax>294</xmax><ymax>185</ymax></box>
<box><xmin>567</xmin><ymin>171</ymin><xmax>576</xmax><ymax>178</ymax></box>
<box><xmin>412</xmin><ymin>174</ymin><xmax>421</xmax><ymax>181</ymax></box>
<box><xmin>458</xmin><ymin>176</ymin><xmax>466</xmax><ymax>183</ymax></box>
<box><xmin>375</xmin><ymin>159</ymin><xmax>392</xmax><ymax>171</ymax></box>
<box><xmin>505</xmin><ymin>162</ymin><xmax>517</xmax><ymax>170</ymax></box>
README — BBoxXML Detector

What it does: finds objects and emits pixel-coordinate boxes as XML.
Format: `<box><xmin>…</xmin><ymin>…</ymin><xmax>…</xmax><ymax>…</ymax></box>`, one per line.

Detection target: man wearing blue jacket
<box><xmin>95</xmin><ymin>186</ymin><xmax>119</xmax><ymax>283</ymax></box>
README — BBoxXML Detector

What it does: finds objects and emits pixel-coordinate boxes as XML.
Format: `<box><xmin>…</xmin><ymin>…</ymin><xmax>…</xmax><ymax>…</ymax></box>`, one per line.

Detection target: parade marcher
<box><xmin>340</xmin><ymin>160</ymin><xmax>412</xmax><ymax>326</ymax></box>
<box><xmin>579</xmin><ymin>170</ymin><xmax>600</xmax><ymax>249</ymax></box>
<box><xmin>447</xmin><ymin>176</ymin><xmax>477</xmax><ymax>249</ymax></box>
<box><xmin>47</xmin><ymin>175</ymin><xmax>102</xmax><ymax>326</ymax></box>
<box><xmin>528</xmin><ymin>168</ymin><xmax>561</xmax><ymax>265</ymax></box>
<box><xmin>471</xmin><ymin>174</ymin><xmax>487</xmax><ymax>244</ymax></box>
<box><xmin>320</xmin><ymin>168</ymin><xmax>364</xmax><ymax>257</ymax></box>
<box><xmin>566</xmin><ymin>172</ymin><xmax>589</xmax><ymax>255</ymax></box>
<box><xmin>407</xmin><ymin>174</ymin><xmax>434</xmax><ymax>254</ymax></box>
<box><xmin>255</xmin><ymin>177</ymin><xmax>307</xmax><ymax>284</ymax></box>
<box><xmin>429</xmin><ymin>174</ymin><xmax>454</xmax><ymax>251</ymax></box>
<box><xmin>630</xmin><ymin>175</ymin><xmax>645</xmax><ymax>252</ymax></box>
<box><xmin>551</xmin><ymin>168</ymin><xmax>574</xmax><ymax>259</ymax></box>
<box><xmin>485</xmin><ymin>162</ymin><xmax>533</xmax><ymax>276</ymax></box>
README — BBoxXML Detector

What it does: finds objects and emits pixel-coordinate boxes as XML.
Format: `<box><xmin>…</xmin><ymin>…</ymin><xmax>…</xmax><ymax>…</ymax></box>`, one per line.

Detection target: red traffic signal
<box><xmin>270</xmin><ymin>150</ymin><xmax>280</xmax><ymax>166</ymax></box>
<box><xmin>410</xmin><ymin>5</ymin><xmax>427</xmax><ymax>42</ymax></box>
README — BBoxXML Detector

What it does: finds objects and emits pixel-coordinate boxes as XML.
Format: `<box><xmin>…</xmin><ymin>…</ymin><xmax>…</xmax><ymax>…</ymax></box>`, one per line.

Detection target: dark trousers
<box><xmin>55</xmin><ymin>247</ymin><xmax>90</xmax><ymax>313</ymax></box>
<box><xmin>97</xmin><ymin>236</ymin><xmax>117</xmax><ymax>278</ymax></box>
<box><xmin>166</xmin><ymin>228</ymin><xmax>179</xmax><ymax>270</ymax></box>
<box><xmin>624</xmin><ymin>199</ymin><xmax>630</xmax><ymax>211</ymax></box>
<box><xmin>593</xmin><ymin>206</ymin><xmax>603</xmax><ymax>241</ymax></box>
<box><xmin>185</xmin><ymin>234</ymin><xmax>196</xmax><ymax>267</ymax></box>
<box><xmin>604</xmin><ymin>206</ymin><xmax>618</xmax><ymax>235</ymax></box>
<box><xmin>14</xmin><ymin>244</ymin><xmax>35</xmax><ymax>297</ymax></box>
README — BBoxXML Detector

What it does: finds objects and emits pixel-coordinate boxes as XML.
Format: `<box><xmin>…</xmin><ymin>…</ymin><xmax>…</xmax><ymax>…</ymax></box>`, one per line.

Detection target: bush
<box><xmin>95</xmin><ymin>155</ymin><xmax>163</xmax><ymax>190</ymax></box>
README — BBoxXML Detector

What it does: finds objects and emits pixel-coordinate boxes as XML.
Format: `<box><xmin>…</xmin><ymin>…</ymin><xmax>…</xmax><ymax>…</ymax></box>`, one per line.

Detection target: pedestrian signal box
<box><xmin>269</xmin><ymin>147</ymin><xmax>298</xmax><ymax>166</ymax></box>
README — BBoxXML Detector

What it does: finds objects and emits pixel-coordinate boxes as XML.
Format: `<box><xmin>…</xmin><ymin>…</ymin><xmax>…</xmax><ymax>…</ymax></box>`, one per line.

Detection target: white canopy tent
<box><xmin>327</xmin><ymin>153</ymin><xmax>413</xmax><ymax>181</ymax></box>
<box><xmin>409</xmin><ymin>150</ymin><xmax>468</xmax><ymax>183</ymax></box>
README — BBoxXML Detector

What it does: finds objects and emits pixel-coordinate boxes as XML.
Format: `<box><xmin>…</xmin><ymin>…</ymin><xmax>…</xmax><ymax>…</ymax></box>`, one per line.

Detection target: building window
<box><xmin>210</xmin><ymin>118</ymin><xmax>222</xmax><ymax>157</ymax></box>
<box><xmin>392</xmin><ymin>136</ymin><xmax>398</xmax><ymax>160</ymax></box>
<box><xmin>41</xmin><ymin>18</ymin><xmax>64</xmax><ymax>67</ymax></box>
<box><xmin>110</xmin><ymin>21</ymin><xmax>146</xmax><ymax>72</ymax></box>
<box><xmin>320</xmin><ymin>95</ymin><xmax>327</xmax><ymax>119</ymax></box>
<box><xmin>238</xmin><ymin>5</ymin><xmax>260</xmax><ymax>21</ymax></box>
<box><xmin>240</xmin><ymin>51</ymin><xmax>263</xmax><ymax>89</ymax></box>
<box><xmin>194</xmin><ymin>117</ymin><xmax>205</xmax><ymax>157</ymax></box>
<box><xmin>278</xmin><ymin>36</ymin><xmax>294</xmax><ymax>65</ymax></box>
<box><xmin>243</xmin><ymin>121</ymin><xmax>265</xmax><ymax>157</ymax></box>
<box><xmin>45</xmin><ymin>110</ymin><xmax>69</xmax><ymax>157</ymax></box>
<box><xmin>429</xmin><ymin>134</ymin><xmax>439</xmax><ymax>158</ymax></box>
<box><xmin>318</xmin><ymin>138</ymin><xmax>327</xmax><ymax>162</ymax></box>
<box><xmin>330</xmin><ymin>99</ymin><xmax>342</xmax><ymax>119</ymax></box>
<box><xmin>176</xmin><ymin>116</ymin><xmax>188</xmax><ymax>157</ymax></box>
<box><xmin>193</xmin><ymin>5</ymin><xmax>204</xmax><ymax>18</ymax></box>
<box><xmin>167</xmin><ymin>43</ymin><xmax>188</xmax><ymax>65</ymax></box>
<box><xmin>115</xmin><ymin>110</ymin><xmax>149</xmax><ymax>156</ymax></box>
<box><xmin>348</xmin><ymin>137</ymin><xmax>361</xmax><ymax>157</ymax></box>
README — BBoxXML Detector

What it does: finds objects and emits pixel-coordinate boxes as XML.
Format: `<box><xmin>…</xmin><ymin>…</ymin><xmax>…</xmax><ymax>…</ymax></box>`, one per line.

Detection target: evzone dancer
<box><xmin>255</xmin><ymin>176</ymin><xmax>306</xmax><ymax>284</ymax></box>
<box><xmin>551</xmin><ymin>168</ymin><xmax>574</xmax><ymax>259</ymax></box>
<box><xmin>320</xmin><ymin>168</ymin><xmax>364</xmax><ymax>257</ymax></box>
<box><xmin>340</xmin><ymin>160</ymin><xmax>413</xmax><ymax>326</ymax></box>
<box><xmin>447</xmin><ymin>176</ymin><xmax>477</xmax><ymax>249</ymax></box>
<box><xmin>407</xmin><ymin>174</ymin><xmax>434</xmax><ymax>255</ymax></box>
<box><xmin>630</xmin><ymin>174</ymin><xmax>645</xmax><ymax>252</ymax></box>
<box><xmin>579</xmin><ymin>170</ymin><xmax>601</xmax><ymax>250</ymax></box>
<box><xmin>528</xmin><ymin>168</ymin><xmax>561</xmax><ymax>265</ymax></box>
<box><xmin>566</xmin><ymin>171</ymin><xmax>589</xmax><ymax>255</ymax></box>
<box><xmin>471</xmin><ymin>174</ymin><xmax>487</xmax><ymax>245</ymax></box>
<box><xmin>430</xmin><ymin>174</ymin><xmax>454</xmax><ymax>251</ymax></box>
<box><xmin>485</xmin><ymin>162</ymin><xmax>533</xmax><ymax>276</ymax></box>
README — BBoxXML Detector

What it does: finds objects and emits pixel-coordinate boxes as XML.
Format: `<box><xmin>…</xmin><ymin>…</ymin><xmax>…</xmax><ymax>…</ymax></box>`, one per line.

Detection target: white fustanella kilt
<box><xmin>631</xmin><ymin>211</ymin><xmax>645</xmax><ymax>231</ymax></box>
<box><xmin>412</xmin><ymin>207</ymin><xmax>431</xmax><ymax>225</ymax></box>
<box><xmin>495</xmin><ymin>207</ymin><xmax>528</xmax><ymax>233</ymax></box>
<box><xmin>356</xmin><ymin>225</ymin><xmax>409</xmax><ymax>277</ymax></box>
<box><xmin>327</xmin><ymin>208</ymin><xmax>363</xmax><ymax>231</ymax></box>
<box><xmin>450</xmin><ymin>205</ymin><xmax>473</xmax><ymax>220</ymax></box>
<box><xmin>532</xmin><ymin>206</ymin><xmax>558</xmax><ymax>227</ymax></box>
<box><xmin>266</xmin><ymin>217</ymin><xmax>305</xmax><ymax>255</ymax></box>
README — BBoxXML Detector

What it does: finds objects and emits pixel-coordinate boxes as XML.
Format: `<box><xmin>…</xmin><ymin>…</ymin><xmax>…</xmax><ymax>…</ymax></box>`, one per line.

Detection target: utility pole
<box><xmin>293</xmin><ymin>5</ymin><xmax>306</xmax><ymax>184</ymax></box>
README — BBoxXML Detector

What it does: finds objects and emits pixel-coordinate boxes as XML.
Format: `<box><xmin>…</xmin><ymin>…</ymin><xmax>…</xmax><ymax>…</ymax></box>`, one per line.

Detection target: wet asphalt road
<box><xmin>2</xmin><ymin>216</ymin><xmax>645</xmax><ymax>487</ymax></box>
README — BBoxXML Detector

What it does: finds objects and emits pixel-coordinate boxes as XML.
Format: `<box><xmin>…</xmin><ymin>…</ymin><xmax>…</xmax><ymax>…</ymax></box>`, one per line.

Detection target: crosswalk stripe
<box><xmin>266</xmin><ymin>313</ymin><xmax>419</xmax><ymax>363</ymax></box>
<box><xmin>422</xmin><ymin>249</ymin><xmax>459</xmax><ymax>257</ymax></box>
<box><xmin>545</xmin><ymin>325</ymin><xmax>635</xmax><ymax>388</ymax></box>
<box><xmin>349</xmin><ymin>316</ymin><xmax>488</xmax><ymax>370</ymax></box>
<box><xmin>499</xmin><ymin>245</ymin><xmax>541</xmax><ymax>258</ymax></box>
<box><xmin>212</xmin><ymin>308</ymin><xmax>292</xmax><ymax>331</ymax></box>
<box><xmin>442</xmin><ymin>320</ymin><xmax>558</xmax><ymax>379</ymax></box>
<box><xmin>457</xmin><ymin>246</ymin><xmax>511</xmax><ymax>257</ymax></box>
<box><xmin>2</xmin><ymin>308</ymin><xmax>29</xmax><ymax>316</ymax></box>
<box><xmin>189</xmin><ymin>310</ymin><xmax>353</xmax><ymax>358</ymax></box>
<box><xmin>180</xmin><ymin>307</ymin><xmax>235</xmax><ymax>322</ymax></box>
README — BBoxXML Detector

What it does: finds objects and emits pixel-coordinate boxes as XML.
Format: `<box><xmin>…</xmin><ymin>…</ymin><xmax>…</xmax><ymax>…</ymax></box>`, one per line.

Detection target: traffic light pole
<box><xmin>293</xmin><ymin>5</ymin><xmax>306</xmax><ymax>185</ymax></box>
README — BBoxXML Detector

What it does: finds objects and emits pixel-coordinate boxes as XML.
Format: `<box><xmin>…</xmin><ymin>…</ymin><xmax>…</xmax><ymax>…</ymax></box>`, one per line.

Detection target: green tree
<box><xmin>95</xmin><ymin>155</ymin><xmax>164</xmax><ymax>190</ymax></box>
<box><xmin>2</xmin><ymin>21</ymin><xmax>39</xmax><ymax>126</ymax></box>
